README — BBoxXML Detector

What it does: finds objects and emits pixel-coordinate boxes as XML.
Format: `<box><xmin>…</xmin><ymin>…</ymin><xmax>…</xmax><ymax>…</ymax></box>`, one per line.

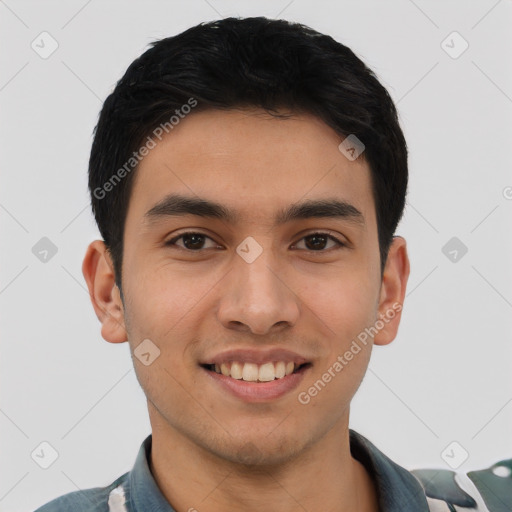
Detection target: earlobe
<box><xmin>373</xmin><ymin>236</ymin><xmax>410</xmax><ymax>346</ymax></box>
<box><xmin>82</xmin><ymin>240</ymin><xmax>128</xmax><ymax>344</ymax></box>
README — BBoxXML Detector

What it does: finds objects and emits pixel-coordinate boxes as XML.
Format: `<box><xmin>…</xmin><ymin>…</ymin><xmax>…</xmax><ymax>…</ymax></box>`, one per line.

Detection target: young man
<box><xmin>35</xmin><ymin>16</ymin><xmax>511</xmax><ymax>512</ymax></box>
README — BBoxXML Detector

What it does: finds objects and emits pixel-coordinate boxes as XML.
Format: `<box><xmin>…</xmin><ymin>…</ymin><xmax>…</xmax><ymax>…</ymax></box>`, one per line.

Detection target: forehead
<box><xmin>127</xmin><ymin>108</ymin><xmax>375</xmax><ymax>229</ymax></box>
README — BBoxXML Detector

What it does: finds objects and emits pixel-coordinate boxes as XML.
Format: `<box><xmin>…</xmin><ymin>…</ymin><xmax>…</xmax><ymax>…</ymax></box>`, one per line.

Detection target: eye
<box><xmin>165</xmin><ymin>231</ymin><xmax>346</xmax><ymax>253</ymax></box>
<box><xmin>293</xmin><ymin>232</ymin><xmax>346</xmax><ymax>252</ymax></box>
<box><xmin>165</xmin><ymin>232</ymin><xmax>220</xmax><ymax>251</ymax></box>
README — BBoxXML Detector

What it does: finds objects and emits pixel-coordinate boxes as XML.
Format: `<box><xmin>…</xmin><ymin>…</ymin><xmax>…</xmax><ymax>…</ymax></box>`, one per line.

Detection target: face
<box><xmin>84</xmin><ymin>108</ymin><xmax>409</xmax><ymax>466</ymax></box>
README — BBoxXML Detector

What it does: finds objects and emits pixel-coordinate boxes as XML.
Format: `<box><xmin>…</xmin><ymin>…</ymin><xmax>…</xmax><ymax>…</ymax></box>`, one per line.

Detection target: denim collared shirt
<box><xmin>34</xmin><ymin>429</ymin><xmax>431</xmax><ymax>511</ymax></box>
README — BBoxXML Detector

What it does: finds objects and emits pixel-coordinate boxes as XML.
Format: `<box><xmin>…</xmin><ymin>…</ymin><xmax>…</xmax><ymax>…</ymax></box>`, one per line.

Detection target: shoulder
<box><xmin>349</xmin><ymin>430</ymin><xmax>512</xmax><ymax>511</ymax></box>
<box><xmin>33</xmin><ymin>473</ymin><xmax>129</xmax><ymax>512</ymax></box>
<box><xmin>411</xmin><ymin>458</ymin><xmax>512</xmax><ymax>511</ymax></box>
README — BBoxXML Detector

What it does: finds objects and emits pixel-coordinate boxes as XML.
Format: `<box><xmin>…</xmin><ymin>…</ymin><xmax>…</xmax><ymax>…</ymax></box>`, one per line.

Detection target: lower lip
<box><xmin>202</xmin><ymin>366</ymin><xmax>310</xmax><ymax>402</ymax></box>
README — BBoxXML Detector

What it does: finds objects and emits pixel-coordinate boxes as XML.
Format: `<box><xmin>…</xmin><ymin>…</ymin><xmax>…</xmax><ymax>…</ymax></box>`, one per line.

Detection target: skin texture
<box><xmin>83</xmin><ymin>108</ymin><xmax>410</xmax><ymax>512</ymax></box>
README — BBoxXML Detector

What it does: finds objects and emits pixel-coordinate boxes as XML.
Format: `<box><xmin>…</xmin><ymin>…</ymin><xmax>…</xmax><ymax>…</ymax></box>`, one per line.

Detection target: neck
<box><xmin>148</xmin><ymin>410</ymin><xmax>378</xmax><ymax>512</ymax></box>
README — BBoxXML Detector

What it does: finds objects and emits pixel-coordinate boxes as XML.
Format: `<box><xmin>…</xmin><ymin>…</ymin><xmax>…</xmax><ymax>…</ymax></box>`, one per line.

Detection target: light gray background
<box><xmin>1</xmin><ymin>1</ymin><xmax>511</xmax><ymax>510</ymax></box>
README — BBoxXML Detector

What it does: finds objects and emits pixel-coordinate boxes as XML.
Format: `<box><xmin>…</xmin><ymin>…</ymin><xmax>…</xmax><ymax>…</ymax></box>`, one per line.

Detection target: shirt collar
<box><xmin>349</xmin><ymin>429</ymin><xmax>430</xmax><ymax>511</ymax></box>
<box><xmin>128</xmin><ymin>431</ymin><xmax>430</xmax><ymax>511</ymax></box>
<box><xmin>128</xmin><ymin>435</ymin><xmax>175</xmax><ymax>511</ymax></box>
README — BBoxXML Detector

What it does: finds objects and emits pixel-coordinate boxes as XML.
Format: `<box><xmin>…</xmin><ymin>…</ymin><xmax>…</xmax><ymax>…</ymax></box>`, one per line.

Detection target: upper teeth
<box><xmin>212</xmin><ymin>361</ymin><xmax>296</xmax><ymax>381</ymax></box>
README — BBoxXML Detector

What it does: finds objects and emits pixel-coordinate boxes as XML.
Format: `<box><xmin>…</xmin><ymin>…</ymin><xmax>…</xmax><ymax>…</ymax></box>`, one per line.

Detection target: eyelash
<box><xmin>165</xmin><ymin>231</ymin><xmax>346</xmax><ymax>253</ymax></box>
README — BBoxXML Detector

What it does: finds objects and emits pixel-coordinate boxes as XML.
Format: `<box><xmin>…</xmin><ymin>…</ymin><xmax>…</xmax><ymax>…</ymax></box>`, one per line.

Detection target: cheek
<box><xmin>122</xmin><ymin>272</ymin><xmax>201</xmax><ymax>417</ymax></box>
<box><xmin>122</xmin><ymin>262</ymin><xmax>223</xmax><ymax>385</ymax></box>
<box><xmin>296</xmin><ymin>268</ymin><xmax>379</xmax><ymax>339</ymax></box>
<box><xmin>124</xmin><ymin>259</ymin><xmax>213</xmax><ymax>337</ymax></box>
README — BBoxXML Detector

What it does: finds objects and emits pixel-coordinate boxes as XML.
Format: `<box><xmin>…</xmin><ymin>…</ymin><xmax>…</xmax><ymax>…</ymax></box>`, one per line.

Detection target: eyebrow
<box><xmin>144</xmin><ymin>193</ymin><xmax>365</xmax><ymax>228</ymax></box>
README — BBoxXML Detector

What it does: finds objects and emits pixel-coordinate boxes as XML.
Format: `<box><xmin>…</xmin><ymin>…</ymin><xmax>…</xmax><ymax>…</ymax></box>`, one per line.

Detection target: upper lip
<box><xmin>200</xmin><ymin>348</ymin><xmax>310</xmax><ymax>366</ymax></box>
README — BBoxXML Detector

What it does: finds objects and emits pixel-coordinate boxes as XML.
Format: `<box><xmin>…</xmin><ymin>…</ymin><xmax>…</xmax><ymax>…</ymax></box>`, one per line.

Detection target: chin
<box><xmin>211</xmin><ymin>432</ymin><xmax>310</xmax><ymax>468</ymax></box>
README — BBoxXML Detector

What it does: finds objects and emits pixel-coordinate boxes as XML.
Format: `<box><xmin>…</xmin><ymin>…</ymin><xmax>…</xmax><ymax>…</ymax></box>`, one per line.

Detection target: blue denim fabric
<box><xmin>34</xmin><ymin>429</ymin><xmax>430</xmax><ymax>511</ymax></box>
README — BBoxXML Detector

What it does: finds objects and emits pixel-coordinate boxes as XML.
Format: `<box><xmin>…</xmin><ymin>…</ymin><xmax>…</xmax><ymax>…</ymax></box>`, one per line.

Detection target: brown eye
<box><xmin>294</xmin><ymin>233</ymin><xmax>345</xmax><ymax>252</ymax></box>
<box><xmin>166</xmin><ymin>232</ymin><xmax>218</xmax><ymax>251</ymax></box>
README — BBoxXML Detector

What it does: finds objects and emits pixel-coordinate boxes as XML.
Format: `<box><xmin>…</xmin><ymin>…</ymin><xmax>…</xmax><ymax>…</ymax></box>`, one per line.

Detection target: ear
<box><xmin>82</xmin><ymin>240</ymin><xmax>128</xmax><ymax>344</ymax></box>
<box><xmin>373</xmin><ymin>236</ymin><xmax>410</xmax><ymax>346</ymax></box>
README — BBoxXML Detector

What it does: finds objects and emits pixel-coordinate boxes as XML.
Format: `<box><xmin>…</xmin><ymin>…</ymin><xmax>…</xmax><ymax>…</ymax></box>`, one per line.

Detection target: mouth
<box><xmin>199</xmin><ymin>349</ymin><xmax>313</xmax><ymax>401</ymax></box>
<box><xmin>200</xmin><ymin>361</ymin><xmax>312</xmax><ymax>382</ymax></box>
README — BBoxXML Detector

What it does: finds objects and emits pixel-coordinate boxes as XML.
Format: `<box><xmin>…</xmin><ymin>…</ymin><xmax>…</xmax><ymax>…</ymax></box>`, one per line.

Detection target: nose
<box><xmin>216</xmin><ymin>242</ymin><xmax>300</xmax><ymax>336</ymax></box>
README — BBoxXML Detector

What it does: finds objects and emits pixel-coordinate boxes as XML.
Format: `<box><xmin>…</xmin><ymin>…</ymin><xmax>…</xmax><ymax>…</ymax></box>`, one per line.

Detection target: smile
<box><xmin>201</xmin><ymin>361</ymin><xmax>311</xmax><ymax>382</ymax></box>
